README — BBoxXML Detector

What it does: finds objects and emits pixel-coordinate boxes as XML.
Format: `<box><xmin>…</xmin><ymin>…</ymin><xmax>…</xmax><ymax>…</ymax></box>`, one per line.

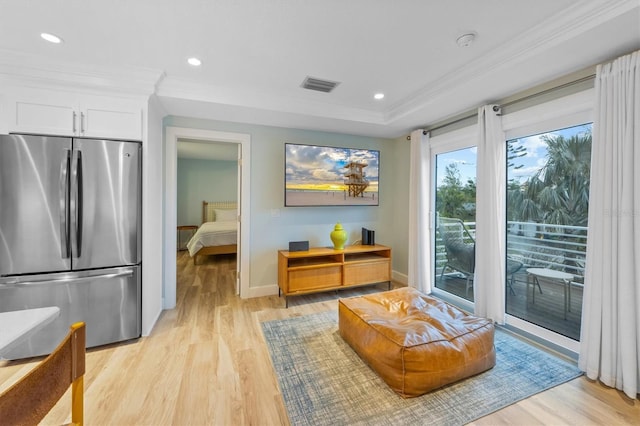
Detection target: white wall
<box><xmin>164</xmin><ymin>116</ymin><xmax>399</xmax><ymax>292</ymax></box>
<box><xmin>141</xmin><ymin>96</ymin><xmax>165</xmax><ymax>336</ymax></box>
<box><xmin>177</xmin><ymin>158</ymin><xmax>237</xmax><ymax>226</ymax></box>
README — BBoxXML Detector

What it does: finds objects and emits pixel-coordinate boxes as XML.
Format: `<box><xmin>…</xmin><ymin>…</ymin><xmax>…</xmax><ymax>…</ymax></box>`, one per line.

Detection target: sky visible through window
<box><xmin>436</xmin><ymin>123</ymin><xmax>592</xmax><ymax>186</ymax></box>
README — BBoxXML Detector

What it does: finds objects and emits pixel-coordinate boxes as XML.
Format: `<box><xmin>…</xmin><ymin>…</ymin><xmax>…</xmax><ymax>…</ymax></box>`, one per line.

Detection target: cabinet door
<box><xmin>11</xmin><ymin>97</ymin><xmax>77</xmax><ymax>136</ymax></box>
<box><xmin>344</xmin><ymin>261</ymin><xmax>390</xmax><ymax>286</ymax></box>
<box><xmin>289</xmin><ymin>266</ymin><xmax>342</xmax><ymax>292</ymax></box>
<box><xmin>6</xmin><ymin>88</ymin><xmax>143</xmax><ymax>140</ymax></box>
<box><xmin>82</xmin><ymin>103</ymin><xmax>142</xmax><ymax>140</ymax></box>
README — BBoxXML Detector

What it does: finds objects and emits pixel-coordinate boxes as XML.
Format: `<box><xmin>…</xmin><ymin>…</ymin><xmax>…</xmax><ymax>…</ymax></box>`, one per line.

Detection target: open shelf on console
<box><xmin>277</xmin><ymin>244</ymin><xmax>392</xmax><ymax>307</ymax></box>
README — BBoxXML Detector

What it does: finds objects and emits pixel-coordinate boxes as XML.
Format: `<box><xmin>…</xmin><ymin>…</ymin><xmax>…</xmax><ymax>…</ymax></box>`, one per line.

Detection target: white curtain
<box><xmin>474</xmin><ymin>105</ymin><xmax>506</xmax><ymax>323</ymax></box>
<box><xmin>408</xmin><ymin>129</ymin><xmax>432</xmax><ymax>293</ymax></box>
<box><xmin>579</xmin><ymin>50</ymin><xmax>640</xmax><ymax>400</ymax></box>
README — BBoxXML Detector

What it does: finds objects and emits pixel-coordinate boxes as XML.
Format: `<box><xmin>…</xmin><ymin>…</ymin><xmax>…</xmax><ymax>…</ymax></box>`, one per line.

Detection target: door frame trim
<box><xmin>164</xmin><ymin>126</ymin><xmax>251</xmax><ymax>308</ymax></box>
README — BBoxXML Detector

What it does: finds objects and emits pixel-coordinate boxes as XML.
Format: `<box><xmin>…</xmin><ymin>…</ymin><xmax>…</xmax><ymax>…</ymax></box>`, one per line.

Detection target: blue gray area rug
<box><xmin>261</xmin><ymin>310</ymin><xmax>582</xmax><ymax>426</ymax></box>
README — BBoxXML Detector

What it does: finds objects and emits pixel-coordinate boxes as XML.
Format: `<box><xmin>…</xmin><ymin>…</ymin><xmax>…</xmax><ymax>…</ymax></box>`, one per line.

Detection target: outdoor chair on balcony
<box><xmin>438</xmin><ymin>218</ymin><xmax>476</xmax><ymax>297</ymax></box>
<box><xmin>506</xmin><ymin>257</ymin><xmax>523</xmax><ymax>295</ymax></box>
<box><xmin>438</xmin><ymin>217</ymin><xmax>524</xmax><ymax>297</ymax></box>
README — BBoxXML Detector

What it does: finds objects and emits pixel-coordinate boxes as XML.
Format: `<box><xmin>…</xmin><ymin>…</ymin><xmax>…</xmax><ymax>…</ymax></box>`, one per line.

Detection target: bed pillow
<box><xmin>214</xmin><ymin>208</ymin><xmax>237</xmax><ymax>222</ymax></box>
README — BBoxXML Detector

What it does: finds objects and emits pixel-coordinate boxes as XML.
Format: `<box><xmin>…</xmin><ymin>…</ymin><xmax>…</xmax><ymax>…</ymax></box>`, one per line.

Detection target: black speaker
<box><xmin>289</xmin><ymin>240</ymin><xmax>309</xmax><ymax>252</ymax></box>
<box><xmin>361</xmin><ymin>228</ymin><xmax>375</xmax><ymax>245</ymax></box>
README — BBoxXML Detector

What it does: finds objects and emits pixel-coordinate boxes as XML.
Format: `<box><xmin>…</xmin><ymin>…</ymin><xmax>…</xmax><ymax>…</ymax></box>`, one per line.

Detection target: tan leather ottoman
<box><xmin>338</xmin><ymin>287</ymin><xmax>495</xmax><ymax>398</ymax></box>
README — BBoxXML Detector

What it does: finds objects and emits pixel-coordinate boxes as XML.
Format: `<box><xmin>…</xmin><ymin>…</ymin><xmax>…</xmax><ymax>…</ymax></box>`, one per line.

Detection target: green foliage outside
<box><xmin>508</xmin><ymin>132</ymin><xmax>591</xmax><ymax>228</ymax></box>
<box><xmin>435</xmin><ymin>163</ymin><xmax>476</xmax><ymax>222</ymax></box>
<box><xmin>435</xmin><ymin>130</ymin><xmax>592</xmax><ymax>230</ymax></box>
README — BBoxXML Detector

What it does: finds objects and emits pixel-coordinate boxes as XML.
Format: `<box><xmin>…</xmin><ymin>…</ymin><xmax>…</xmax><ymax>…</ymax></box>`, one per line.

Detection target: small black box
<box><xmin>289</xmin><ymin>241</ymin><xmax>309</xmax><ymax>252</ymax></box>
<box><xmin>361</xmin><ymin>228</ymin><xmax>375</xmax><ymax>245</ymax></box>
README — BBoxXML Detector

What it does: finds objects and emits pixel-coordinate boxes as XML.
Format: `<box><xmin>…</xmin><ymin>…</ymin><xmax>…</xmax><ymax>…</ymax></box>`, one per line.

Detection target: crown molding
<box><xmin>0</xmin><ymin>49</ymin><xmax>164</xmax><ymax>97</ymax></box>
<box><xmin>385</xmin><ymin>0</ymin><xmax>639</xmax><ymax>125</ymax></box>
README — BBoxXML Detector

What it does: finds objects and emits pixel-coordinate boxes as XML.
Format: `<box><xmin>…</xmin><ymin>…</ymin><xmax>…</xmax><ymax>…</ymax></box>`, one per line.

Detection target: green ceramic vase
<box><xmin>330</xmin><ymin>222</ymin><xmax>348</xmax><ymax>250</ymax></box>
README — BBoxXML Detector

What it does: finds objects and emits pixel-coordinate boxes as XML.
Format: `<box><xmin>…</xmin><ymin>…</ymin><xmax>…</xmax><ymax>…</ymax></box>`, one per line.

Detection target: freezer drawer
<box><xmin>0</xmin><ymin>266</ymin><xmax>141</xmax><ymax>360</ymax></box>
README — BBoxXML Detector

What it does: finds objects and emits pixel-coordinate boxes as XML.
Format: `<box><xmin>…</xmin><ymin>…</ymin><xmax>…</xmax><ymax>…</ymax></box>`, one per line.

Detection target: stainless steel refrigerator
<box><xmin>0</xmin><ymin>134</ymin><xmax>141</xmax><ymax>359</ymax></box>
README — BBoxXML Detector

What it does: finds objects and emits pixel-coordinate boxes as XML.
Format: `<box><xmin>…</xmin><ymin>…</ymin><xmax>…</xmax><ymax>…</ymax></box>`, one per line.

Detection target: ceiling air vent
<box><xmin>301</xmin><ymin>76</ymin><xmax>340</xmax><ymax>93</ymax></box>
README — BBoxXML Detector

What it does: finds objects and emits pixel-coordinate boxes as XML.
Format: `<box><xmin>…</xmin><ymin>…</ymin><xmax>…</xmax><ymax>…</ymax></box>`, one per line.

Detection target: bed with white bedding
<box><xmin>186</xmin><ymin>201</ymin><xmax>238</xmax><ymax>264</ymax></box>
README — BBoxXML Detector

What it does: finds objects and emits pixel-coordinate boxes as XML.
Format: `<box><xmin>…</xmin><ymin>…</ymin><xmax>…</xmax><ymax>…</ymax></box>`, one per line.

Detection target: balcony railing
<box><xmin>435</xmin><ymin>220</ymin><xmax>587</xmax><ymax>286</ymax></box>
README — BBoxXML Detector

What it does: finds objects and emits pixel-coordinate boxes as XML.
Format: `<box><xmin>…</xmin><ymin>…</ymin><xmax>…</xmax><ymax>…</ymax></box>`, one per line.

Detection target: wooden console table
<box><xmin>277</xmin><ymin>244</ymin><xmax>391</xmax><ymax>307</ymax></box>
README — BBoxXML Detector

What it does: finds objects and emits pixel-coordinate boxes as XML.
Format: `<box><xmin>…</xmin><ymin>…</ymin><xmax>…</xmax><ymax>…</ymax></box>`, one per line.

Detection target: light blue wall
<box><xmin>390</xmin><ymin>135</ymin><xmax>411</xmax><ymax>282</ymax></box>
<box><xmin>177</xmin><ymin>158</ymin><xmax>237</xmax><ymax>226</ymax></box>
<box><xmin>165</xmin><ymin>116</ymin><xmax>410</xmax><ymax>290</ymax></box>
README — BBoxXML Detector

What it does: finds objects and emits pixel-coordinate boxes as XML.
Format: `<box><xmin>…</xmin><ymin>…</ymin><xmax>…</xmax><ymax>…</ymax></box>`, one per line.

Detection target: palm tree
<box><xmin>508</xmin><ymin>130</ymin><xmax>592</xmax><ymax>270</ymax></box>
<box><xmin>510</xmin><ymin>132</ymin><xmax>591</xmax><ymax>226</ymax></box>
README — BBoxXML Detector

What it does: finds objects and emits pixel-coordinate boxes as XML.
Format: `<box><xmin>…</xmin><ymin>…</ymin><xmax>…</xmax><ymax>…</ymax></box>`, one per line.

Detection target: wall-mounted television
<box><xmin>285</xmin><ymin>143</ymin><xmax>380</xmax><ymax>207</ymax></box>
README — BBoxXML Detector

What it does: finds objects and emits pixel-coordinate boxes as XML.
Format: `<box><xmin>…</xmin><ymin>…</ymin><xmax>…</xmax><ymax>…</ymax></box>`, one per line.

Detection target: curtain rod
<box><xmin>422</xmin><ymin>112</ymin><xmax>476</xmax><ymax>135</ymax></box>
<box><xmin>406</xmin><ymin>72</ymin><xmax>596</xmax><ymax>140</ymax></box>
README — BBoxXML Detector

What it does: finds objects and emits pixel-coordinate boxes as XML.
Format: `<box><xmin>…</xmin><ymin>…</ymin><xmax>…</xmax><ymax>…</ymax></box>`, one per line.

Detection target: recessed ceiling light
<box><xmin>374</xmin><ymin>93</ymin><xmax>385</xmax><ymax>100</ymax></box>
<box><xmin>41</xmin><ymin>33</ymin><xmax>63</xmax><ymax>44</ymax></box>
<box><xmin>187</xmin><ymin>57</ymin><xmax>202</xmax><ymax>66</ymax></box>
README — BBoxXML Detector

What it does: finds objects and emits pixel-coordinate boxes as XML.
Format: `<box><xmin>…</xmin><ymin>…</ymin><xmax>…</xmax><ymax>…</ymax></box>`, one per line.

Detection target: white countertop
<box><xmin>0</xmin><ymin>307</ymin><xmax>60</xmax><ymax>357</ymax></box>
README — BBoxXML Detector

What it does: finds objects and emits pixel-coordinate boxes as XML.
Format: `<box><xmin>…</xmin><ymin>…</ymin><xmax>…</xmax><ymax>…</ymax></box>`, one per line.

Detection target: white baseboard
<box><xmin>142</xmin><ymin>302</ymin><xmax>164</xmax><ymax>337</ymax></box>
<box><xmin>247</xmin><ymin>284</ymin><xmax>280</xmax><ymax>298</ymax></box>
<box><xmin>392</xmin><ymin>270</ymin><xmax>408</xmax><ymax>286</ymax></box>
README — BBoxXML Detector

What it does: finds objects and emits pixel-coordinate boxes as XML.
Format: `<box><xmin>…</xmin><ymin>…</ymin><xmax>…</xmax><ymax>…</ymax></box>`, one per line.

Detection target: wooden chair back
<box><xmin>0</xmin><ymin>322</ymin><xmax>86</xmax><ymax>425</ymax></box>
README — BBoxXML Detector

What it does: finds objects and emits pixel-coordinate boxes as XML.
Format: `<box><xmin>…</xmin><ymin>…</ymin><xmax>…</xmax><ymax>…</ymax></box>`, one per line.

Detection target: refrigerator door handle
<box><xmin>71</xmin><ymin>150</ymin><xmax>84</xmax><ymax>258</ymax></box>
<box><xmin>0</xmin><ymin>270</ymin><xmax>134</xmax><ymax>287</ymax></box>
<box><xmin>59</xmin><ymin>150</ymin><xmax>71</xmax><ymax>259</ymax></box>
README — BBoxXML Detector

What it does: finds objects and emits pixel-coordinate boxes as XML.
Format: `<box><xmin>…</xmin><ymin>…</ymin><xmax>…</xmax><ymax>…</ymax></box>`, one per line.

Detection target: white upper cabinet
<box><xmin>81</xmin><ymin>101</ymin><xmax>142</xmax><ymax>140</ymax></box>
<box><xmin>6</xmin><ymin>88</ymin><xmax>143</xmax><ymax>140</ymax></box>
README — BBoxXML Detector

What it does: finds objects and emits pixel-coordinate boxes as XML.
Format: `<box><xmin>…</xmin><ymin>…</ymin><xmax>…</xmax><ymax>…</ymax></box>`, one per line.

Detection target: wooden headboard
<box><xmin>202</xmin><ymin>201</ymin><xmax>237</xmax><ymax>223</ymax></box>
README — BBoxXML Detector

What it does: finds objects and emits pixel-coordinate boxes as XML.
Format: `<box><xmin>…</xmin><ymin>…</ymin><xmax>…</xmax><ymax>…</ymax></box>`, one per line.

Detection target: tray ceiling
<box><xmin>0</xmin><ymin>0</ymin><xmax>638</xmax><ymax>138</ymax></box>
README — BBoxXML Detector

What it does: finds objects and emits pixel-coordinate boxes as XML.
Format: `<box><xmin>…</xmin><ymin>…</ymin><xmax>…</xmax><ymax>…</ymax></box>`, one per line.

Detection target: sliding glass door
<box><xmin>505</xmin><ymin>123</ymin><xmax>592</xmax><ymax>340</ymax></box>
<box><xmin>434</xmin><ymin>146</ymin><xmax>477</xmax><ymax>302</ymax></box>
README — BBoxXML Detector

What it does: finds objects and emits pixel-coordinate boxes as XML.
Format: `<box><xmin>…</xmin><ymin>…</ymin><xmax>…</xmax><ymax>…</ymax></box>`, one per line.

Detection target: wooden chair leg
<box><xmin>71</xmin><ymin>376</ymin><xmax>83</xmax><ymax>426</ymax></box>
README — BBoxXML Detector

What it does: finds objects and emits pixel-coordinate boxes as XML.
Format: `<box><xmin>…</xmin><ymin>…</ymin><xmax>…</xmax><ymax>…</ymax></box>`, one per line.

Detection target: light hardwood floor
<box><xmin>1</xmin><ymin>252</ymin><xmax>638</xmax><ymax>425</ymax></box>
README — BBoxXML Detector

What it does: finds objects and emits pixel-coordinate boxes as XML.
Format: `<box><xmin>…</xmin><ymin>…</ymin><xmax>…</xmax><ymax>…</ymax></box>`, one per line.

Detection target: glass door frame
<box><xmin>429</xmin><ymin>125</ymin><xmax>478</xmax><ymax>313</ymax></box>
<box><xmin>501</xmin><ymin>90</ymin><xmax>594</xmax><ymax>354</ymax></box>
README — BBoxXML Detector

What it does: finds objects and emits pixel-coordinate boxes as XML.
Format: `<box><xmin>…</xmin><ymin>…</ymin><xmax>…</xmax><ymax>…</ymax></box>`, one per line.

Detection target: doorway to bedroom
<box><xmin>176</xmin><ymin>139</ymin><xmax>239</xmax><ymax>298</ymax></box>
<box><xmin>176</xmin><ymin>140</ymin><xmax>239</xmax><ymax>249</ymax></box>
<box><xmin>164</xmin><ymin>127</ymin><xmax>251</xmax><ymax>311</ymax></box>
